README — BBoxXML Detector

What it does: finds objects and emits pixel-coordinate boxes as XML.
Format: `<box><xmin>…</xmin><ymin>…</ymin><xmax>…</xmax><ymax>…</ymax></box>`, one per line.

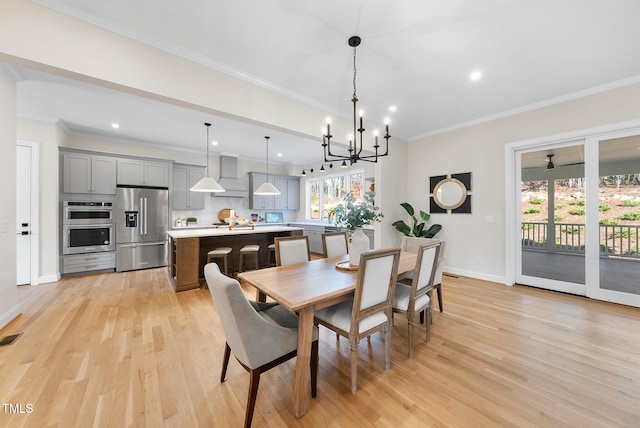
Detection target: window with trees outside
<box><xmin>308</xmin><ymin>171</ymin><xmax>365</xmax><ymax>220</ymax></box>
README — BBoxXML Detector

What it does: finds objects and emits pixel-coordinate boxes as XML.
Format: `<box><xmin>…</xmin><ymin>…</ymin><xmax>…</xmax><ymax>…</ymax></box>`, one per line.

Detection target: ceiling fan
<box><xmin>544</xmin><ymin>154</ymin><xmax>555</xmax><ymax>171</ymax></box>
<box><xmin>544</xmin><ymin>153</ymin><xmax>585</xmax><ymax>171</ymax></box>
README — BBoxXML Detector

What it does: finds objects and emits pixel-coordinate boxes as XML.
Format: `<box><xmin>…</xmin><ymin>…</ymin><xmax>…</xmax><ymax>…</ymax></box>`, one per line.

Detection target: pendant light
<box><xmin>254</xmin><ymin>136</ymin><xmax>281</xmax><ymax>195</ymax></box>
<box><xmin>191</xmin><ymin>122</ymin><xmax>225</xmax><ymax>192</ymax></box>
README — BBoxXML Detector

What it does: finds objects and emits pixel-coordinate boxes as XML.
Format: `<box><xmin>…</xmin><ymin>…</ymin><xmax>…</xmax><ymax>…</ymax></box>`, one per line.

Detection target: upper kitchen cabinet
<box><xmin>172</xmin><ymin>164</ymin><xmax>205</xmax><ymax>210</ymax></box>
<box><xmin>62</xmin><ymin>151</ymin><xmax>117</xmax><ymax>194</ymax></box>
<box><xmin>117</xmin><ymin>158</ymin><xmax>171</xmax><ymax>187</ymax></box>
<box><xmin>249</xmin><ymin>172</ymin><xmax>300</xmax><ymax>210</ymax></box>
<box><xmin>249</xmin><ymin>172</ymin><xmax>275</xmax><ymax>210</ymax></box>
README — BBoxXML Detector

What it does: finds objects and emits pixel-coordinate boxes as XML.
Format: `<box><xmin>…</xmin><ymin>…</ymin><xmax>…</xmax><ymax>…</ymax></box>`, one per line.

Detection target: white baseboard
<box><xmin>444</xmin><ymin>268</ymin><xmax>508</xmax><ymax>286</ymax></box>
<box><xmin>0</xmin><ymin>304</ymin><xmax>21</xmax><ymax>331</ymax></box>
<box><xmin>38</xmin><ymin>273</ymin><xmax>61</xmax><ymax>284</ymax></box>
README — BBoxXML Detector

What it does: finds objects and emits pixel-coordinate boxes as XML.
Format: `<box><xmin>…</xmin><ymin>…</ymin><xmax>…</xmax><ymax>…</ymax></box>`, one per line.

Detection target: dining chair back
<box><xmin>400</xmin><ymin>236</ymin><xmax>446</xmax><ymax>312</ymax></box>
<box><xmin>321</xmin><ymin>231</ymin><xmax>348</xmax><ymax>258</ymax></box>
<box><xmin>314</xmin><ymin>247</ymin><xmax>401</xmax><ymax>393</ymax></box>
<box><xmin>393</xmin><ymin>241</ymin><xmax>441</xmax><ymax>358</ymax></box>
<box><xmin>274</xmin><ymin>235</ymin><xmax>311</xmax><ymax>266</ymax></box>
<box><xmin>205</xmin><ymin>263</ymin><xmax>319</xmax><ymax>427</ymax></box>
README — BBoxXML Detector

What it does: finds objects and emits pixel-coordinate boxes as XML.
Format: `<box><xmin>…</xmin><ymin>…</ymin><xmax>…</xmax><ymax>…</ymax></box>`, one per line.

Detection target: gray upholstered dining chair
<box><xmin>400</xmin><ymin>236</ymin><xmax>446</xmax><ymax>312</ymax></box>
<box><xmin>392</xmin><ymin>241</ymin><xmax>441</xmax><ymax>358</ymax></box>
<box><xmin>321</xmin><ymin>231</ymin><xmax>349</xmax><ymax>258</ymax></box>
<box><xmin>204</xmin><ymin>263</ymin><xmax>319</xmax><ymax>428</ymax></box>
<box><xmin>274</xmin><ymin>235</ymin><xmax>311</xmax><ymax>266</ymax></box>
<box><xmin>314</xmin><ymin>248</ymin><xmax>401</xmax><ymax>393</ymax></box>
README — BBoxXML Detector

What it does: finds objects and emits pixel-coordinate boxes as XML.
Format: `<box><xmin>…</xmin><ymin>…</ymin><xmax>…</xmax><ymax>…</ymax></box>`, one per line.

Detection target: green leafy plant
<box><xmin>569</xmin><ymin>200</ymin><xmax>585</xmax><ymax>206</ymax></box>
<box><xmin>524</xmin><ymin>208</ymin><xmax>540</xmax><ymax>214</ymax></box>
<box><xmin>530</xmin><ymin>198</ymin><xmax>544</xmax><ymax>205</ymax></box>
<box><xmin>186</xmin><ymin>217</ymin><xmax>198</xmax><ymax>224</ymax></box>
<box><xmin>554</xmin><ymin>214</ymin><xmax>564</xmax><ymax>221</ymax></box>
<box><xmin>622</xmin><ymin>200</ymin><xmax>640</xmax><ymax>207</ymax></box>
<box><xmin>570</xmin><ymin>209</ymin><xmax>585</xmax><ymax>216</ymax></box>
<box><xmin>600</xmin><ymin>218</ymin><xmax>619</xmax><ymax>225</ymax></box>
<box><xmin>599</xmin><ymin>204</ymin><xmax>611</xmax><ymax>212</ymax></box>
<box><xmin>392</xmin><ymin>202</ymin><xmax>442</xmax><ymax>238</ymax></box>
<box><xmin>333</xmin><ymin>191</ymin><xmax>383</xmax><ymax>232</ymax></box>
<box><xmin>620</xmin><ymin>212</ymin><xmax>640</xmax><ymax>221</ymax></box>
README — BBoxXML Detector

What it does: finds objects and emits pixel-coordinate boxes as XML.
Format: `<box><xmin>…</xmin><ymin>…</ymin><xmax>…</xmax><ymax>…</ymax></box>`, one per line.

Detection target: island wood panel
<box><xmin>169</xmin><ymin>237</ymin><xmax>200</xmax><ymax>292</ymax></box>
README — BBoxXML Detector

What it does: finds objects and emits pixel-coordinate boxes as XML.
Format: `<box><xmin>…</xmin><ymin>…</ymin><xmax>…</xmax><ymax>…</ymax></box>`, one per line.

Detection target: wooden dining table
<box><xmin>237</xmin><ymin>251</ymin><xmax>418</xmax><ymax>418</ymax></box>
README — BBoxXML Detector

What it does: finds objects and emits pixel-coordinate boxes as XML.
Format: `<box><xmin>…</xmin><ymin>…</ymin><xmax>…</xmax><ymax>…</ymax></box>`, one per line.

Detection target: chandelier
<box><xmin>321</xmin><ymin>36</ymin><xmax>390</xmax><ymax>165</ymax></box>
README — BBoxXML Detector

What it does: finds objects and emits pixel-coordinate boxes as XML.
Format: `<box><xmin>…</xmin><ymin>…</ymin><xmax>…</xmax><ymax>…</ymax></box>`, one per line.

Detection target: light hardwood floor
<box><xmin>1</xmin><ymin>268</ymin><xmax>639</xmax><ymax>427</ymax></box>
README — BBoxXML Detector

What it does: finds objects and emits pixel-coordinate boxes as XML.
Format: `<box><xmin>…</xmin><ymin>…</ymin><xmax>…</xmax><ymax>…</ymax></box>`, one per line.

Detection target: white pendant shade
<box><xmin>254</xmin><ymin>181</ymin><xmax>281</xmax><ymax>195</ymax></box>
<box><xmin>190</xmin><ymin>176</ymin><xmax>226</xmax><ymax>192</ymax></box>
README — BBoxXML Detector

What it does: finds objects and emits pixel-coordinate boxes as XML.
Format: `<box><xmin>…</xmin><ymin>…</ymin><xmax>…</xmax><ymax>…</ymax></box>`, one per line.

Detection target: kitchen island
<box><xmin>167</xmin><ymin>225</ymin><xmax>303</xmax><ymax>292</ymax></box>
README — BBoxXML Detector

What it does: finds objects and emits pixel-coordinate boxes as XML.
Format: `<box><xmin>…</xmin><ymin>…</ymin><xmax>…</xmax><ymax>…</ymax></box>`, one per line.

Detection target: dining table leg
<box><xmin>293</xmin><ymin>307</ymin><xmax>314</xmax><ymax>418</ymax></box>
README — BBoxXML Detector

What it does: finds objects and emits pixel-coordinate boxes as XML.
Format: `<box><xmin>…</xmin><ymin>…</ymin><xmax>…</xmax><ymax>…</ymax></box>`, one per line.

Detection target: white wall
<box><xmin>409</xmin><ymin>82</ymin><xmax>640</xmax><ymax>284</ymax></box>
<box><xmin>0</xmin><ymin>66</ymin><xmax>19</xmax><ymax>329</ymax></box>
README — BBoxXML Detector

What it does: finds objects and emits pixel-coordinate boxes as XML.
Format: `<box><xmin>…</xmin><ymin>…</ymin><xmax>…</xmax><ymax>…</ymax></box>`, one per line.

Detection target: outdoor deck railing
<box><xmin>522</xmin><ymin>222</ymin><xmax>640</xmax><ymax>258</ymax></box>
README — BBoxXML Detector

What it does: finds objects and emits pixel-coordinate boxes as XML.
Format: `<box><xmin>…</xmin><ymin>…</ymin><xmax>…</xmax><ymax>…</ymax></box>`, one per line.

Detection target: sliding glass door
<box><xmin>517</xmin><ymin>142</ymin><xmax>587</xmax><ymax>295</ymax></box>
<box><xmin>511</xmin><ymin>127</ymin><xmax>640</xmax><ymax>308</ymax></box>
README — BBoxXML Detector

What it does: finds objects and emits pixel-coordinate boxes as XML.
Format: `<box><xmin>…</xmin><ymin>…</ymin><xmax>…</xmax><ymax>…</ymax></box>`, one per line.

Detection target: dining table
<box><xmin>237</xmin><ymin>250</ymin><xmax>418</xmax><ymax>418</ymax></box>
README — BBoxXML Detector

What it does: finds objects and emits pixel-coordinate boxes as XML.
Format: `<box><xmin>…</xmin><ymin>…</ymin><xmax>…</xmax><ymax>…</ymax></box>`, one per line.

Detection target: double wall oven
<box><xmin>62</xmin><ymin>201</ymin><xmax>115</xmax><ymax>254</ymax></box>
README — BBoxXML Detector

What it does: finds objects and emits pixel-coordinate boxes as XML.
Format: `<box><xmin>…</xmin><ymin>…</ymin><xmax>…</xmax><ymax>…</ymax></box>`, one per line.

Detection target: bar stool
<box><xmin>239</xmin><ymin>245</ymin><xmax>260</xmax><ymax>272</ymax></box>
<box><xmin>207</xmin><ymin>247</ymin><xmax>232</xmax><ymax>276</ymax></box>
<box><xmin>267</xmin><ymin>243</ymin><xmax>276</xmax><ymax>267</ymax></box>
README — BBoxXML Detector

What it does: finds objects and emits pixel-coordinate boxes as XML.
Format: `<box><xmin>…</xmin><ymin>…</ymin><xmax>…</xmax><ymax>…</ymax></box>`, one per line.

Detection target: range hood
<box><xmin>217</xmin><ymin>155</ymin><xmax>248</xmax><ymax>198</ymax></box>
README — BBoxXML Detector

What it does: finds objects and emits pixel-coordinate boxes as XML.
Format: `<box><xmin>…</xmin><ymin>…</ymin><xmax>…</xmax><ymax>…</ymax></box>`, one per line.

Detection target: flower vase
<box><xmin>348</xmin><ymin>228</ymin><xmax>370</xmax><ymax>267</ymax></box>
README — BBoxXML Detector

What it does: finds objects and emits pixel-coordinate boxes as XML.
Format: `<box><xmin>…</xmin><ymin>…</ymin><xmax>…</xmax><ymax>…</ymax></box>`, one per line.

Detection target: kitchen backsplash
<box><xmin>172</xmin><ymin>195</ymin><xmax>298</xmax><ymax>227</ymax></box>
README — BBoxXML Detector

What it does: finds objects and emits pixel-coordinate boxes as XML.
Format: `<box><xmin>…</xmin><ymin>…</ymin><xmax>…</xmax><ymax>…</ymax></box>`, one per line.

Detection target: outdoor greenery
<box><xmin>554</xmin><ymin>214</ymin><xmax>564</xmax><ymax>221</ymax></box>
<box><xmin>392</xmin><ymin>202</ymin><xmax>442</xmax><ymax>238</ymax></box>
<box><xmin>530</xmin><ymin>198</ymin><xmax>544</xmax><ymax>205</ymax></box>
<box><xmin>600</xmin><ymin>219</ymin><xmax>619</xmax><ymax>225</ymax></box>
<box><xmin>622</xmin><ymin>200</ymin><xmax>640</xmax><ymax>207</ymax></box>
<box><xmin>332</xmin><ymin>191</ymin><xmax>383</xmax><ymax>231</ymax></box>
<box><xmin>599</xmin><ymin>204</ymin><xmax>612</xmax><ymax>212</ymax></box>
<box><xmin>570</xmin><ymin>209</ymin><xmax>586</xmax><ymax>216</ymax></box>
<box><xmin>620</xmin><ymin>212</ymin><xmax>640</xmax><ymax>221</ymax></box>
<box><xmin>524</xmin><ymin>208</ymin><xmax>540</xmax><ymax>214</ymax></box>
<box><xmin>569</xmin><ymin>200</ymin><xmax>585</xmax><ymax>206</ymax></box>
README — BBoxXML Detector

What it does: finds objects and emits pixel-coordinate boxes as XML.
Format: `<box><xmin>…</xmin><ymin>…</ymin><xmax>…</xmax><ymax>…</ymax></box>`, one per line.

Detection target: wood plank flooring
<box><xmin>1</xmin><ymin>268</ymin><xmax>639</xmax><ymax>427</ymax></box>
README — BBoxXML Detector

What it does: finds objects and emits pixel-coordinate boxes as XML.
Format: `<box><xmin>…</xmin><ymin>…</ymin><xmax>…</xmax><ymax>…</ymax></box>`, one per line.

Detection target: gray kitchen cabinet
<box><xmin>172</xmin><ymin>164</ymin><xmax>205</xmax><ymax>210</ymax></box>
<box><xmin>62</xmin><ymin>151</ymin><xmax>117</xmax><ymax>194</ymax></box>
<box><xmin>117</xmin><ymin>158</ymin><xmax>170</xmax><ymax>187</ymax></box>
<box><xmin>305</xmin><ymin>225</ymin><xmax>325</xmax><ymax>254</ymax></box>
<box><xmin>286</xmin><ymin>177</ymin><xmax>300</xmax><ymax>210</ymax></box>
<box><xmin>249</xmin><ymin>172</ymin><xmax>300</xmax><ymax>210</ymax></box>
<box><xmin>61</xmin><ymin>251</ymin><xmax>116</xmax><ymax>274</ymax></box>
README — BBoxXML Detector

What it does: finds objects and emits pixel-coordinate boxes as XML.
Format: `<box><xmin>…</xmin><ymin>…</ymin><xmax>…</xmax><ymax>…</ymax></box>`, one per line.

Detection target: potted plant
<box><xmin>186</xmin><ymin>216</ymin><xmax>198</xmax><ymax>226</ymax></box>
<box><xmin>392</xmin><ymin>203</ymin><xmax>442</xmax><ymax>238</ymax></box>
<box><xmin>333</xmin><ymin>191</ymin><xmax>383</xmax><ymax>265</ymax></box>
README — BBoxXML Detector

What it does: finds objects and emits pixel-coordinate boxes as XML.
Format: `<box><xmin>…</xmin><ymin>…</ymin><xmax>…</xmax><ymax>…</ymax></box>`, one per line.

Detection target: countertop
<box><xmin>167</xmin><ymin>225</ymin><xmax>303</xmax><ymax>239</ymax></box>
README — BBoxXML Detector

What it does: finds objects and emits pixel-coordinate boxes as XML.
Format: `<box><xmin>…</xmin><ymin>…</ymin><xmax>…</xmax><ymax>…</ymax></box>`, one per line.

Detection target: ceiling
<box><xmin>12</xmin><ymin>0</ymin><xmax>640</xmax><ymax>165</ymax></box>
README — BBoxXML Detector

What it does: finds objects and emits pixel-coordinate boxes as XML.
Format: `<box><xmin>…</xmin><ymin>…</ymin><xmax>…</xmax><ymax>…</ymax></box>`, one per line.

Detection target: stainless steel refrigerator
<box><xmin>115</xmin><ymin>186</ymin><xmax>169</xmax><ymax>272</ymax></box>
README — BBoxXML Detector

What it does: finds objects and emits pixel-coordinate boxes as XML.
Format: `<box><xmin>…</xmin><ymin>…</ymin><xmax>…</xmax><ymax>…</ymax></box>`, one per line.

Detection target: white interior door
<box><xmin>16</xmin><ymin>145</ymin><xmax>31</xmax><ymax>285</ymax></box>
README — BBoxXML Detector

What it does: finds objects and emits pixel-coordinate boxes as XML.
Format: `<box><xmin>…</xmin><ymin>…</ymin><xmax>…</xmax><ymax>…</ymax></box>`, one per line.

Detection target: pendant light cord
<box><xmin>205</xmin><ymin>122</ymin><xmax>211</xmax><ymax>177</ymax></box>
<box><xmin>265</xmin><ymin>136</ymin><xmax>270</xmax><ymax>179</ymax></box>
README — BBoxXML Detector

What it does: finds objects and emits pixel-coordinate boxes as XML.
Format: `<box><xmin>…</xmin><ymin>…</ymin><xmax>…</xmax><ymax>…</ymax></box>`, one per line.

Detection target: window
<box><xmin>307</xmin><ymin>170</ymin><xmax>365</xmax><ymax>220</ymax></box>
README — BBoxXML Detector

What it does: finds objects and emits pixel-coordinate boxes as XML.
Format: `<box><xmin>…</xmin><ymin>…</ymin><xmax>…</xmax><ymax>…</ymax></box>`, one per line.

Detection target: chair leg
<box><xmin>310</xmin><ymin>340</ymin><xmax>319</xmax><ymax>398</ymax></box>
<box><xmin>384</xmin><ymin>322</ymin><xmax>391</xmax><ymax>370</ymax></box>
<box><xmin>245</xmin><ymin>369</ymin><xmax>261</xmax><ymax>428</ymax></box>
<box><xmin>435</xmin><ymin>283</ymin><xmax>443</xmax><ymax>312</ymax></box>
<box><xmin>350</xmin><ymin>341</ymin><xmax>358</xmax><ymax>394</ymax></box>
<box><xmin>407</xmin><ymin>316</ymin><xmax>414</xmax><ymax>359</ymax></box>
<box><xmin>221</xmin><ymin>342</ymin><xmax>231</xmax><ymax>382</ymax></box>
<box><xmin>426</xmin><ymin>307</ymin><xmax>432</xmax><ymax>343</ymax></box>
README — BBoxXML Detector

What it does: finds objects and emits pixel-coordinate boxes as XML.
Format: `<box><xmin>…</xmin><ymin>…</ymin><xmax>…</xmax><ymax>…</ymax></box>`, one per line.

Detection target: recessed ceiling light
<box><xmin>469</xmin><ymin>70</ymin><xmax>482</xmax><ymax>81</ymax></box>
<box><xmin>389</xmin><ymin>105</ymin><xmax>397</xmax><ymax>112</ymax></box>
<box><xmin>111</xmin><ymin>123</ymin><xmax>120</xmax><ymax>129</ymax></box>
<box><xmin>277</xmin><ymin>153</ymin><xmax>283</xmax><ymax>157</ymax></box>
<box><xmin>211</xmin><ymin>141</ymin><xmax>218</xmax><ymax>146</ymax></box>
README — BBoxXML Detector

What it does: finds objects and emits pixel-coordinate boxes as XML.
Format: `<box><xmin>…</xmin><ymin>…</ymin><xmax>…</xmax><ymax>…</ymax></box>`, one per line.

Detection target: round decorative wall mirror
<box><xmin>433</xmin><ymin>178</ymin><xmax>467</xmax><ymax>210</ymax></box>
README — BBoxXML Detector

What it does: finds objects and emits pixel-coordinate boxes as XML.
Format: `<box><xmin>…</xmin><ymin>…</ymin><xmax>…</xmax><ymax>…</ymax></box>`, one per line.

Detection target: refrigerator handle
<box><xmin>139</xmin><ymin>197</ymin><xmax>145</xmax><ymax>236</ymax></box>
<box><xmin>143</xmin><ymin>197</ymin><xmax>148</xmax><ymax>235</ymax></box>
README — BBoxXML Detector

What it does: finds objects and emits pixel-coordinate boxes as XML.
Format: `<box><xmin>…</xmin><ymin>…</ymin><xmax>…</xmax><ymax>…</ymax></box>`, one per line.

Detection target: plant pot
<box><xmin>348</xmin><ymin>228</ymin><xmax>370</xmax><ymax>266</ymax></box>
